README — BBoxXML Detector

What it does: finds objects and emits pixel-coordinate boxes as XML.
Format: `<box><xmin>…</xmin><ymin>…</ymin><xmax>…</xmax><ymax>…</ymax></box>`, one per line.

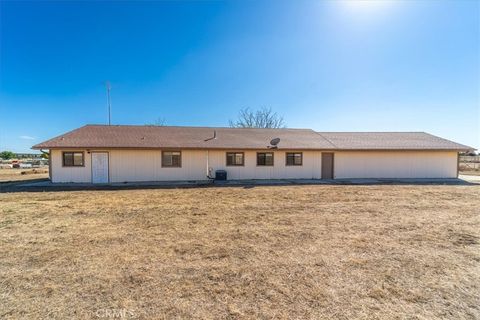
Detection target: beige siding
<box><xmin>51</xmin><ymin>149</ymin><xmax>207</xmax><ymax>183</ymax></box>
<box><xmin>109</xmin><ymin>150</ymin><xmax>322</xmax><ymax>182</ymax></box>
<box><xmin>334</xmin><ymin>151</ymin><xmax>458</xmax><ymax>179</ymax></box>
<box><xmin>207</xmin><ymin>150</ymin><xmax>322</xmax><ymax>179</ymax></box>
<box><xmin>51</xmin><ymin>149</ymin><xmax>322</xmax><ymax>182</ymax></box>
<box><xmin>51</xmin><ymin>149</ymin><xmax>92</xmax><ymax>183</ymax></box>
<box><xmin>109</xmin><ymin>150</ymin><xmax>206</xmax><ymax>182</ymax></box>
<box><xmin>50</xmin><ymin>149</ymin><xmax>458</xmax><ymax>182</ymax></box>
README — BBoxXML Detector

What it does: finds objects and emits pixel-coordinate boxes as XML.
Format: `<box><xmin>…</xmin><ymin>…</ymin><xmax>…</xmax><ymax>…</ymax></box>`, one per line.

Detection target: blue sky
<box><xmin>0</xmin><ymin>0</ymin><xmax>478</xmax><ymax>152</ymax></box>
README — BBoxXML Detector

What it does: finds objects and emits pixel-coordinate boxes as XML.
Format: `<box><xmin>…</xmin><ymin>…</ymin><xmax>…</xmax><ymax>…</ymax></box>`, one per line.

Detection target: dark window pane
<box><xmin>226</xmin><ymin>153</ymin><xmax>234</xmax><ymax>166</ymax></box>
<box><xmin>163</xmin><ymin>153</ymin><xmax>172</xmax><ymax>166</ymax></box>
<box><xmin>63</xmin><ymin>153</ymin><xmax>73</xmax><ymax>166</ymax></box>
<box><xmin>227</xmin><ymin>152</ymin><xmax>243</xmax><ymax>166</ymax></box>
<box><xmin>257</xmin><ymin>153</ymin><xmax>264</xmax><ymax>165</ymax></box>
<box><xmin>286</xmin><ymin>153</ymin><xmax>302</xmax><ymax>165</ymax></box>
<box><xmin>63</xmin><ymin>152</ymin><xmax>83</xmax><ymax>166</ymax></box>
<box><xmin>286</xmin><ymin>154</ymin><xmax>293</xmax><ymax>165</ymax></box>
<box><xmin>172</xmin><ymin>154</ymin><xmax>181</xmax><ymax>167</ymax></box>
<box><xmin>257</xmin><ymin>152</ymin><xmax>273</xmax><ymax>166</ymax></box>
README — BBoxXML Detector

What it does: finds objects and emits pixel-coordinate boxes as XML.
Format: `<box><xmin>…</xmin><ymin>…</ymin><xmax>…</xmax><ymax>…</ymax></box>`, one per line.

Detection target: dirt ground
<box><xmin>0</xmin><ymin>185</ymin><xmax>479</xmax><ymax>319</ymax></box>
<box><xmin>0</xmin><ymin>168</ymin><xmax>49</xmax><ymax>182</ymax></box>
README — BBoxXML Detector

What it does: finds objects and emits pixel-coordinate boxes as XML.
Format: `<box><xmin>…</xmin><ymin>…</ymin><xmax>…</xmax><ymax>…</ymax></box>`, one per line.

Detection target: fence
<box><xmin>459</xmin><ymin>156</ymin><xmax>480</xmax><ymax>171</ymax></box>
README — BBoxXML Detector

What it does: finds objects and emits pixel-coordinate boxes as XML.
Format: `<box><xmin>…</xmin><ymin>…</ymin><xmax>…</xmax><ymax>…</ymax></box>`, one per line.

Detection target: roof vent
<box><xmin>204</xmin><ymin>130</ymin><xmax>217</xmax><ymax>142</ymax></box>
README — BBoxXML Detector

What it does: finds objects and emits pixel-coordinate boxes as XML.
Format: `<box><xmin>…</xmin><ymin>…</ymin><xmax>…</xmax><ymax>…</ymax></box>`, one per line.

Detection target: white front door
<box><xmin>92</xmin><ymin>152</ymin><xmax>109</xmax><ymax>183</ymax></box>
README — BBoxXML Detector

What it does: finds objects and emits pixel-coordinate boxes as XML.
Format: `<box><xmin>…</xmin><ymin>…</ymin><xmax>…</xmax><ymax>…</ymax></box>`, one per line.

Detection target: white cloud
<box><xmin>19</xmin><ymin>135</ymin><xmax>36</xmax><ymax>140</ymax></box>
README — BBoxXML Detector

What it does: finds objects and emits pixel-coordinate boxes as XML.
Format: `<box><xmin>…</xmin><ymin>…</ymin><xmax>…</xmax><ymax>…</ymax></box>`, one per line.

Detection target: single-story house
<box><xmin>32</xmin><ymin>125</ymin><xmax>473</xmax><ymax>183</ymax></box>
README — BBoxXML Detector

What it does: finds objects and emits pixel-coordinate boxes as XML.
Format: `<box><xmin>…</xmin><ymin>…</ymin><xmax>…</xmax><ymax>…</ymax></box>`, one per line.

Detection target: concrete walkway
<box><xmin>1</xmin><ymin>176</ymin><xmax>478</xmax><ymax>193</ymax></box>
<box><xmin>459</xmin><ymin>174</ymin><xmax>480</xmax><ymax>183</ymax></box>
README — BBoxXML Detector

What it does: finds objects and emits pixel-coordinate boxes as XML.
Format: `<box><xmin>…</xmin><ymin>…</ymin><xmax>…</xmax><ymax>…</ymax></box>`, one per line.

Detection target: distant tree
<box><xmin>0</xmin><ymin>151</ymin><xmax>15</xmax><ymax>160</ymax></box>
<box><xmin>229</xmin><ymin>107</ymin><xmax>286</xmax><ymax>129</ymax></box>
<box><xmin>460</xmin><ymin>151</ymin><xmax>478</xmax><ymax>156</ymax></box>
<box><xmin>146</xmin><ymin>117</ymin><xmax>167</xmax><ymax>126</ymax></box>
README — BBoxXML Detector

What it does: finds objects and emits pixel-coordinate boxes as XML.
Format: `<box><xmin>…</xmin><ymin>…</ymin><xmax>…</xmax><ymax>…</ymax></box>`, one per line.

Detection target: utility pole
<box><xmin>106</xmin><ymin>81</ymin><xmax>112</xmax><ymax>125</ymax></box>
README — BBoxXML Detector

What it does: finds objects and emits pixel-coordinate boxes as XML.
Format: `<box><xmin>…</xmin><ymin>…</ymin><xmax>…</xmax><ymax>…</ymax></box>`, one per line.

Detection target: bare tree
<box><xmin>146</xmin><ymin>117</ymin><xmax>167</xmax><ymax>126</ymax></box>
<box><xmin>229</xmin><ymin>107</ymin><xmax>286</xmax><ymax>128</ymax></box>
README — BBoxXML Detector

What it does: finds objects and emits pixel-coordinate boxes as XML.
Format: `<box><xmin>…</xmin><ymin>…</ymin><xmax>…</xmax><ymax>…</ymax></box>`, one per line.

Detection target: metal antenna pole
<box><xmin>106</xmin><ymin>81</ymin><xmax>112</xmax><ymax>125</ymax></box>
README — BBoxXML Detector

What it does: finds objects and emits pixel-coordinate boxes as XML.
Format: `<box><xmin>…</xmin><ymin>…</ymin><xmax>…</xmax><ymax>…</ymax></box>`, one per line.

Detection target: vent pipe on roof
<box><xmin>204</xmin><ymin>130</ymin><xmax>217</xmax><ymax>142</ymax></box>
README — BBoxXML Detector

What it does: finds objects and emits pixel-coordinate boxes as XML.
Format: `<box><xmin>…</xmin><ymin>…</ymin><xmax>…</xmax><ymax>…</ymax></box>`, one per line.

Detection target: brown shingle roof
<box><xmin>32</xmin><ymin>125</ymin><xmax>336</xmax><ymax>150</ymax></box>
<box><xmin>32</xmin><ymin>125</ymin><xmax>473</xmax><ymax>151</ymax></box>
<box><xmin>316</xmin><ymin>132</ymin><xmax>473</xmax><ymax>151</ymax></box>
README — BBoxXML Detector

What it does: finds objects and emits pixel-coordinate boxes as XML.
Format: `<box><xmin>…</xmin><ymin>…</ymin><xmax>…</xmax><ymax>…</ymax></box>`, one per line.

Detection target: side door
<box><xmin>321</xmin><ymin>153</ymin><xmax>334</xmax><ymax>179</ymax></box>
<box><xmin>92</xmin><ymin>152</ymin><xmax>109</xmax><ymax>183</ymax></box>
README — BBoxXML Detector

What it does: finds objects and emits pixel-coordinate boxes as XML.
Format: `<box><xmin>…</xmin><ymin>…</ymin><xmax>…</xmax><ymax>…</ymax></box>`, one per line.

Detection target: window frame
<box><xmin>256</xmin><ymin>152</ymin><xmax>274</xmax><ymax>166</ymax></box>
<box><xmin>285</xmin><ymin>152</ymin><xmax>303</xmax><ymax>166</ymax></box>
<box><xmin>226</xmin><ymin>152</ymin><xmax>245</xmax><ymax>166</ymax></box>
<box><xmin>161</xmin><ymin>150</ymin><xmax>182</xmax><ymax>168</ymax></box>
<box><xmin>62</xmin><ymin>151</ymin><xmax>85</xmax><ymax>167</ymax></box>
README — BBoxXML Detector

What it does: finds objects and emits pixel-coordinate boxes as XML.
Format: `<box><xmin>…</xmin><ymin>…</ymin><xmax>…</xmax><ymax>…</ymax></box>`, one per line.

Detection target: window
<box><xmin>257</xmin><ymin>152</ymin><xmax>274</xmax><ymax>166</ymax></box>
<box><xmin>226</xmin><ymin>152</ymin><xmax>244</xmax><ymax>166</ymax></box>
<box><xmin>162</xmin><ymin>151</ymin><xmax>181</xmax><ymax>167</ymax></box>
<box><xmin>286</xmin><ymin>152</ymin><xmax>303</xmax><ymax>166</ymax></box>
<box><xmin>62</xmin><ymin>152</ymin><xmax>84</xmax><ymax>167</ymax></box>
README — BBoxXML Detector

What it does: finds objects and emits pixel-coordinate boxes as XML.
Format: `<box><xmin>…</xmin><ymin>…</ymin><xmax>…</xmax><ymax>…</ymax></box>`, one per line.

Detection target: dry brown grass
<box><xmin>0</xmin><ymin>185</ymin><xmax>479</xmax><ymax>319</ymax></box>
<box><xmin>0</xmin><ymin>168</ymin><xmax>49</xmax><ymax>182</ymax></box>
<box><xmin>461</xmin><ymin>170</ymin><xmax>480</xmax><ymax>176</ymax></box>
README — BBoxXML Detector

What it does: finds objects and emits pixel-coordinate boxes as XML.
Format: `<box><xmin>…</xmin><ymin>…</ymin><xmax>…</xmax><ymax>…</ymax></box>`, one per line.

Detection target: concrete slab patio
<box><xmin>459</xmin><ymin>174</ymin><xmax>480</xmax><ymax>183</ymax></box>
